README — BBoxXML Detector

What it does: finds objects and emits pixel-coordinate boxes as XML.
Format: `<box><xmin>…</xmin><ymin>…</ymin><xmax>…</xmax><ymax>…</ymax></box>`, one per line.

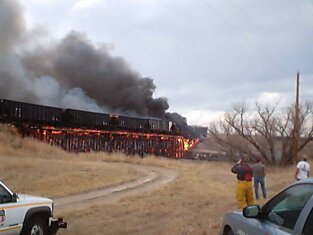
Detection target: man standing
<box><xmin>252</xmin><ymin>159</ymin><xmax>267</xmax><ymax>200</ymax></box>
<box><xmin>231</xmin><ymin>156</ymin><xmax>255</xmax><ymax>209</ymax></box>
<box><xmin>295</xmin><ymin>157</ymin><xmax>310</xmax><ymax>181</ymax></box>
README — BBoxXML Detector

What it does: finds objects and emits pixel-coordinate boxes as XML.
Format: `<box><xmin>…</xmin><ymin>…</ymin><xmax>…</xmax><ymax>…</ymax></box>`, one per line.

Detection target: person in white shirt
<box><xmin>295</xmin><ymin>157</ymin><xmax>310</xmax><ymax>181</ymax></box>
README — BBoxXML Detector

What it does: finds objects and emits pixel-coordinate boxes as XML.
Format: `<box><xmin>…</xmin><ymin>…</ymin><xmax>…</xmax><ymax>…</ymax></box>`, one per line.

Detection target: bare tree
<box><xmin>209</xmin><ymin>102</ymin><xmax>313</xmax><ymax>165</ymax></box>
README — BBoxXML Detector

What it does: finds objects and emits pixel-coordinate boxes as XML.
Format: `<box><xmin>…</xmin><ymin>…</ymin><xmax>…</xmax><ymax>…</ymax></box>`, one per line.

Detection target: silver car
<box><xmin>220</xmin><ymin>178</ymin><xmax>313</xmax><ymax>235</ymax></box>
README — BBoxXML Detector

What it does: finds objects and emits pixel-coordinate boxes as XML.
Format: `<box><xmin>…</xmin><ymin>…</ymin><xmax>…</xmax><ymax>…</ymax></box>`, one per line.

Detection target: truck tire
<box><xmin>23</xmin><ymin>216</ymin><xmax>48</xmax><ymax>235</ymax></box>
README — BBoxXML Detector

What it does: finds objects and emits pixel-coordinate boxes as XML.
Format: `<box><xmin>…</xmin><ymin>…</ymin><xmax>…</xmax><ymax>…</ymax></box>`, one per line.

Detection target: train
<box><xmin>0</xmin><ymin>98</ymin><xmax>175</xmax><ymax>134</ymax></box>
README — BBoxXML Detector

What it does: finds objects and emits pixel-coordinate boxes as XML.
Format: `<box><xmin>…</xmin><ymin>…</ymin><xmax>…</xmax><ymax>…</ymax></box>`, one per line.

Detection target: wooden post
<box><xmin>293</xmin><ymin>72</ymin><xmax>300</xmax><ymax>163</ymax></box>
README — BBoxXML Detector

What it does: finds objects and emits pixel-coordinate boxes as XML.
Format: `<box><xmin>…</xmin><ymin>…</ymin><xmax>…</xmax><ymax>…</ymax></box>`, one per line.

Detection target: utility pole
<box><xmin>293</xmin><ymin>71</ymin><xmax>300</xmax><ymax>163</ymax></box>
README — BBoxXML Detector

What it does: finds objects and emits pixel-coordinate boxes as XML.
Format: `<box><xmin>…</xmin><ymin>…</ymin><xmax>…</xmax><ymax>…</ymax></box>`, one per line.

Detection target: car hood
<box><xmin>225</xmin><ymin>210</ymin><xmax>242</xmax><ymax>217</ymax></box>
<box><xmin>224</xmin><ymin>210</ymin><xmax>248</xmax><ymax>221</ymax></box>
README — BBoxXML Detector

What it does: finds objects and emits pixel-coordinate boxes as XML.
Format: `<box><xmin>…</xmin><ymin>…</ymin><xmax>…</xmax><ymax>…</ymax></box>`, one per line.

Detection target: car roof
<box><xmin>292</xmin><ymin>177</ymin><xmax>313</xmax><ymax>184</ymax></box>
<box><xmin>286</xmin><ymin>177</ymin><xmax>313</xmax><ymax>189</ymax></box>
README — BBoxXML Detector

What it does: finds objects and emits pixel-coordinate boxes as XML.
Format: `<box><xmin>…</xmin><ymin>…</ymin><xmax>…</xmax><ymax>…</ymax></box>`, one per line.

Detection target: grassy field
<box><xmin>0</xmin><ymin>125</ymin><xmax>305</xmax><ymax>234</ymax></box>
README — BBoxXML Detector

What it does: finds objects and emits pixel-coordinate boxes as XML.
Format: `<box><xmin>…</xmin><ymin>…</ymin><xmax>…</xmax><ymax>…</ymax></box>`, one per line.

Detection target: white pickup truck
<box><xmin>0</xmin><ymin>181</ymin><xmax>67</xmax><ymax>235</ymax></box>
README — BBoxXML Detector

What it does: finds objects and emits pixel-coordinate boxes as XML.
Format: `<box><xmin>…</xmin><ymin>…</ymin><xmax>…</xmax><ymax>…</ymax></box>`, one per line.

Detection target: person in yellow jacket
<box><xmin>231</xmin><ymin>156</ymin><xmax>255</xmax><ymax>209</ymax></box>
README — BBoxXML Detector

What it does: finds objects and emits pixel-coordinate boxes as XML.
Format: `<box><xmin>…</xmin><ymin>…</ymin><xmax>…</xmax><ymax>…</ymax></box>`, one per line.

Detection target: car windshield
<box><xmin>0</xmin><ymin>183</ymin><xmax>12</xmax><ymax>203</ymax></box>
<box><xmin>261</xmin><ymin>183</ymin><xmax>313</xmax><ymax>230</ymax></box>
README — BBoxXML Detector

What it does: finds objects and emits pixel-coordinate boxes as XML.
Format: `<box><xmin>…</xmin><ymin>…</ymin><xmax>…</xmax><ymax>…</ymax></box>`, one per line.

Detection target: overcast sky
<box><xmin>17</xmin><ymin>0</ymin><xmax>313</xmax><ymax>125</ymax></box>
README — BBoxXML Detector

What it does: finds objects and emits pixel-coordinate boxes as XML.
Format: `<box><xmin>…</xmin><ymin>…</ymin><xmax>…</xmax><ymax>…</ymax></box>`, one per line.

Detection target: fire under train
<box><xmin>0</xmin><ymin>99</ymin><xmax>197</xmax><ymax>158</ymax></box>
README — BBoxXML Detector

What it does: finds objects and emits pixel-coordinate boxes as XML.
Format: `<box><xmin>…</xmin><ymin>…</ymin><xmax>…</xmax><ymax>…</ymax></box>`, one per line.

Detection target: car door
<box><xmin>0</xmin><ymin>184</ymin><xmax>23</xmax><ymax>235</ymax></box>
<box><xmin>234</xmin><ymin>217</ymin><xmax>293</xmax><ymax>235</ymax></box>
<box><xmin>258</xmin><ymin>183</ymin><xmax>313</xmax><ymax>234</ymax></box>
<box><xmin>302</xmin><ymin>207</ymin><xmax>313</xmax><ymax>235</ymax></box>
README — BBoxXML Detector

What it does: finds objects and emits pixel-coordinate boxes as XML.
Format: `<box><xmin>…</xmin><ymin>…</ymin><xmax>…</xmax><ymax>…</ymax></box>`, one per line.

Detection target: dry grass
<box><xmin>0</xmin><ymin>125</ymin><xmax>143</xmax><ymax>198</ymax></box>
<box><xmin>0</xmin><ymin>155</ymin><xmax>143</xmax><ymax>198</ymax></box>
<box><xmin>0</xmin><ymin>124</ymin><xmax>308</xmax><ymax>235</ymax></box>
<box><xmin>57</xmin><ymin>161</ymin><xmax>300</xmax><ymax>235</ymax></box>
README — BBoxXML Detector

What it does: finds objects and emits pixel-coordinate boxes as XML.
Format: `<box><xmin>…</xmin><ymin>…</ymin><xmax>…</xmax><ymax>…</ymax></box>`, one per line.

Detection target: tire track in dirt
<box><xmin>54</xmin><ymin>164</ymin><xmax>178</xmax><ymax>212</ymax></box>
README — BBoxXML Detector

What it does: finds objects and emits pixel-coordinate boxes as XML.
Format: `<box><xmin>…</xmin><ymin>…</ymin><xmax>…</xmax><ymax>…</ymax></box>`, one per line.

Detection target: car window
<box><xmin>0</xmin><ymin>184</ymin><xmax>12</xmax><ymax>203</ymax></box>
<box><xmin>262</xmin><ymin>184</ymin><xmax>313</xmax><ymax>231</ymax></box>
<box><xmin>303</xmin><ymin>208</ymin><xmax>313</xmax><ymax>235</ymax></box>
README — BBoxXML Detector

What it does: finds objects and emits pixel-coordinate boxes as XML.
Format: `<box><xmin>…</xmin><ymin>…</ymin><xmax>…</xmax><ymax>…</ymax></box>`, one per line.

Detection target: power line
<box><xmin>199</xmin><ymin>0</ymin><xmax>292</xmax><ymax>76</ymax></box>
<box><xmin>229</xmin><ymin>0</ymin><xmax>298</xmax><ymax>72</ymax></box>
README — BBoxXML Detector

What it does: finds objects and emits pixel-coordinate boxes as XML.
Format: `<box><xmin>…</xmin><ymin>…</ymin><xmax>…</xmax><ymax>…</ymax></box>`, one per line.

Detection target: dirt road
<box><xmin>54</xmin><ymin>164</ymin><xmax>178</xmax><ymax>213</ymax></box>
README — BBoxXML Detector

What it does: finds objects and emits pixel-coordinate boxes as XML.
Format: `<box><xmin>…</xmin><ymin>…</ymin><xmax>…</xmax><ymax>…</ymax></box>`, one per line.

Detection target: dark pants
<box><xmin>253</xmin><ymin>176</ymin><xmax>267</xmax><ymax>200</ymax></box>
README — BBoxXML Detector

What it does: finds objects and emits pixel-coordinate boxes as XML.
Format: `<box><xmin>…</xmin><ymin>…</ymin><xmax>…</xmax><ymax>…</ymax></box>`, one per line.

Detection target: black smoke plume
<box><xmin>0</xmin><ymin>0</ymin><xmax>186</xmax><ymax>125</ymax></box>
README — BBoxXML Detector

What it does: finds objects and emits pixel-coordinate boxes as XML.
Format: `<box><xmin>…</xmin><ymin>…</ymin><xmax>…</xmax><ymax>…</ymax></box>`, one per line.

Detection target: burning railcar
<box><xmin>0</xmin><ymin>98</ymin><xmax>194</xmax><ymax>158</ymax></box>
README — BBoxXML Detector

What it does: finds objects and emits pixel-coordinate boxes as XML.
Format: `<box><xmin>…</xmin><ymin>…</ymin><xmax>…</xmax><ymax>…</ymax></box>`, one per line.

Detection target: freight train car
<box><xmin>117</xmin><ymin>115</ymin><xmax>146</xmax><ymax>131</ymax></box>
<box><xmin>0</xmin><ymin>99</ymin><xmax>173</xmax><ymax>134</ymax></box>
<box><xmin>61</xmin><ymin>108</ymin><xmax>111</xmax><ymax>129</ymax></box>
<box><xmin>0</xmin><ymin>99</ymin><xmax>63</xmax><ymax>124</ymax></box>
<box><xmin>147</xmin><ymin>118</ymin><xmax>171</xmax><ymax>133</ymax></box>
